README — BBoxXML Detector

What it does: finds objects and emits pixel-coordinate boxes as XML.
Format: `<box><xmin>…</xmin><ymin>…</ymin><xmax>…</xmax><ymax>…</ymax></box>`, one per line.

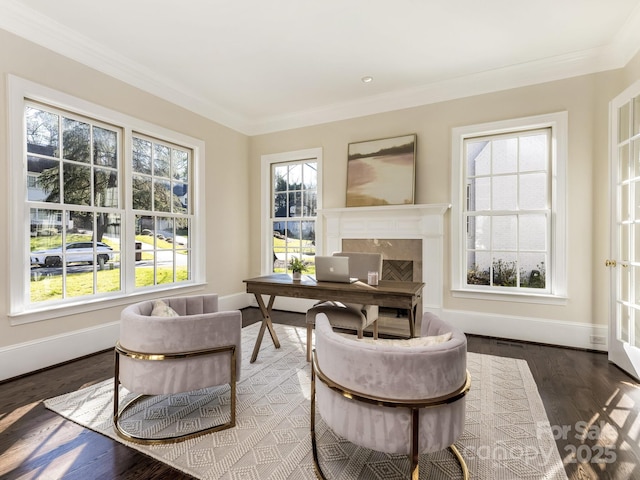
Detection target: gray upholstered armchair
<box><xmin>311</xmin><ymin>311</ymin><xmax>470</xmax><ymax>479</ymax></box>
<box><xmin>305</xmin><ymin>251</ymin><xmax>383</xmax><ymax>361</ymax></box>
<box><xmin>113</xmin><ymin>294</ymin><xmax>242</xmax><ymax>444</ymax></box>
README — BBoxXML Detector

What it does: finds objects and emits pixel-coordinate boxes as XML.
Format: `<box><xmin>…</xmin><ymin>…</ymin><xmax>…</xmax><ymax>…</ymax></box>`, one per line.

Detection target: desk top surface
<box><xmin>243</xmin><ymin>273</ymin><xmax>423</xmax><ymax>296</ymax></box>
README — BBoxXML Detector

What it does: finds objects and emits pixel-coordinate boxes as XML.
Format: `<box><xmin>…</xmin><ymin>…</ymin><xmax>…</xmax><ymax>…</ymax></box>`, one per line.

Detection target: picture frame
<box><xmin>346</xmin><ymin>134</ymin><xmax>416</xmax><ymax>207</ymax></box>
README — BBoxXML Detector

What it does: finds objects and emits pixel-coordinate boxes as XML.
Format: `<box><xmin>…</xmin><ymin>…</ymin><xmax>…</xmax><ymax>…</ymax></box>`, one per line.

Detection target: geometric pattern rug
<box><xmin>45</xmin><ymin>322</ymin><xmax>568</xmax><ymax>479</ymax></box>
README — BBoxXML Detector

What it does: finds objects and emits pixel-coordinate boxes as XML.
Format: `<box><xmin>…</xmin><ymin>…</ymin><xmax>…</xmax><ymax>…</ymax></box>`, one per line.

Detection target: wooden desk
<box><xmin>243</xmin><ymin>274</ymin><xmax>424</xmax><ymax>363</ymax></box>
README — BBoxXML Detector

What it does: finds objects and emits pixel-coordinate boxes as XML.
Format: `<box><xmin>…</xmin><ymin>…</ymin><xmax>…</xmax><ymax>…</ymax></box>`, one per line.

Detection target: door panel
<box><xmin>609</xmin><ymin>82</ymin><xmax>640</xmax><ymax>380</ymax></box>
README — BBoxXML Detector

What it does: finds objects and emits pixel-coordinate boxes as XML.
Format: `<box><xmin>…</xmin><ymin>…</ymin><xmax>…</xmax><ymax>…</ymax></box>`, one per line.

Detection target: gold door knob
<box><xmin>605</xmin><ymin>259</ymin><xmax>617</xmax><ymax>267</ymax></box>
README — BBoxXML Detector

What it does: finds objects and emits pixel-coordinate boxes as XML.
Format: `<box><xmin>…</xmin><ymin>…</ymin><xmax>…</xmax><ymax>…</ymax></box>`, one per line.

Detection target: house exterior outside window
<box><xmin>8</xmin><ymin>76</ymin><xmax>205</xmax><ymax>323</ymax></box>
<box><xmin>261</xmin><ymin>148</ymin><xmax>322</xmax><ymax>276</ymax></box>
<box><xmin>451</xmin><ymin>113</ymin><xmax>567</xmax><ymax>303</ymax></box>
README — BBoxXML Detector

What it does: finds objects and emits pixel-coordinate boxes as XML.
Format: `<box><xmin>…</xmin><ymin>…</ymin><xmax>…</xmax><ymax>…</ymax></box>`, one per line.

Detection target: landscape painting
<box><xmin>346</xmin><ymin>134</ymin><xmax>416</xmax><ymax>207</ymax></box>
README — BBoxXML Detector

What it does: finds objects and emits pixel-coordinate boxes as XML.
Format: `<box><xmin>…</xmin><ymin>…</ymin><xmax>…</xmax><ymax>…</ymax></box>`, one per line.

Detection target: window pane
<box><xmin>153</xmin><ymin>179</ymin><xmax>171</xmax><ymax>212</ymax></box>
<box><xmin>620</xmin><ymin>223</ymin><xmax>630</xmax><ymax>263</ymax></box>
<box><xmin>176</xmin><ymin>249</ymin><xmax>190</xmax><ymax>282</ymax></box>
<box><xmin>133</xmin><ymin>137</ymin><xmax>152</xmax><ymax>174</ymax></box>
<box><xmin>274</xmin><ymin>192</ymin><xmax>287</xmax><ymax>217</ymax></box>
<box><xmin>469</xmin><ymin>177</ymin><xmax>490</xmax><ymax>211</ymax></box>
<box><xmin>303</xmin><ymin>191</ymin><xmax>317</xmax><ymax>217</ymax></box>
<box><xmin>30</xmin><ymin>272</ymin><xmax>63</xmax><ymax>303</ymax></box>
<box><xmin>492</xmin><ymin>215</ymin><xmax>517</xmax><ymax>250</ymax></box>
<box><xmin>492</xmin><ymin>253</ymin><xmax>517</xmax><ymax>287</ymax></box>
<box><xmin>286</xmin><ymin>220</ymin><xmax>300</xmax><ymax>241</ymax></box>
<box><xmin>468</xmin><ymin>215</ymin><xmax>490</xmax><ymax>250</ymax></box>
<box><xmin>133</xmin><ymin>175</ymin><xmax>152</xmax><ymax>210</ymax></box>
<box><xmin>157</xmin><ymin>217</ymin><xmax>174</xmax><ymax>247</ymax></box>
<box><xmin>620</xmin><ymin>143</ymin><xmax>631</xmax><ymax>183</ymax></box>
<box><xmin>274</xmin><ymin>165</ymin><xmax>287</xmax><ymax>192</ymax></box>
<box><xmin>94</xmin><ymin>168</ymin><xmax>118</xmax><ymax>207</ymax></box>
<box><xmin>492</xmin><ymin>175</ymin><xmax>517</xmax><ymax>210</ymax></box>
<box><xmin>634</xmin><ymin>223</ymin><xmax>640</xmax><ymax>262</ymax></box>
<box><xmin>62</xmin><ymin>118</ymin><xmax>90</xmax><ymax>163</ymax></box>
<box><xmin>519</xmin><ymin>173</ymin><xmax>547</xmax><ymax>209</ymax></box>
<box><xmin>30</xmin><ymin>208</ymin><xmax>61</xmax><ymax>240</ymax></box>
<box><xmin>634</xmin><ymin>139</ymin><xmax>640</xmax><ymax>181</ymax></box>
<box><xmin>172</xmin><ymin>181</ymin><xmax>188</xmax><ymax>211</ymax></box>
<box><xmin>172</xmin><ymin>149</ymin><xmax>189</xmax><ymax>182</ymax></box>
<box><xmin>26</xmin><ymin>106</ymin><xmax>59</xmax><ymax>157</ymax></box>
<box><xmin>519</xmin><ymin>214</ymin><xmax>547</xmax><ymax>251</ymax></box>
<box><xmin>93</xmin><ymin>126</ymin><xmax>118</xmax><ymax>168</ymax></box>
<box><xmin>154</xmin><ymin>144</ymin><xmax>170</xmax><ymax>177</ymax></box>
<box><xmin>467</xmin><ymin>140</ymin><xmax>490</xmax><ymax>176</ymax></box>
<box><xmin>175</xmin><ymin>218</ymin><xmax>189</xmax><ymax>247</ymax></box>
<box><xmin>288</xmin><ymin>164</ymin><xmax>302</xmax><ymax>189</ymax></box>
<box><xmin>27</xmin><ymin>156</ymin><xmax>59</xmax><ymax>202</ymax></box>
<box><xmin>63</xmin><ymin>163</ymin><xmax>91</xmax><ymax>205</ymax></box>
<box><xmin>519</xmin><ymin>253</ymin><xmax>546</xmax><ymax>288</ymax></box>
<box><xmin>303</xmin><ymin>162</ymin><xmax>317</xmax><ymax>189</ymax></box>
<box><xmin>519</xmin><ymin>134</ymin><xmax>547</xmax><ymax>172</ymax></box>
<box><xmin>635</xmin><ymin>181</ymin><xmax>640</xmax><ymax>222</ymax></box>
<box><xmin>288</xmin><ymin>191</ymin><xmax>301</xmax><ymax>217</ymax></box>
<box><xmin>467</xmin><ymin>251</ymin><xmax>491</xmax><ymax>285</ymax></box>
<box><xmin>619</xmin><ymin>101</ymin><xmax>631</xmax><ymax>143</ymax></box>
<box><xmin>492</xmin><ymin>138</ymin><xmax>517</xmax><ymax>174</ymax></box>
<box><xmin>634</xmin><ymin>96</ymin><xmax>640</xmax><ymax>135</ymax></box>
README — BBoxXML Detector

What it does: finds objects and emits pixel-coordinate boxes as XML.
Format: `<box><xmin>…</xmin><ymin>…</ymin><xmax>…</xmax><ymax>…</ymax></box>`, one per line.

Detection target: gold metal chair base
<box><xmin>311</xmin><ymin>350</ymin><xmax>471</xmax><ymax>479</ymax></box>
<box><xmin>113</xmin><ymin>390</ymin><xmax>236</xmax><ymax>445</ymax></box>
<box><xmin>113</xmin><ymin>342</ymin><xmax>237</xmax><ymax>445</ymax></box>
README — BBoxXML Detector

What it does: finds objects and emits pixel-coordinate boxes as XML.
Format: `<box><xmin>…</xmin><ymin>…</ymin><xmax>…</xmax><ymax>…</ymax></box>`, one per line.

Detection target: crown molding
<box><xmin>0</xmin><ymin>0</ymin><xmax>250</xmax><ymax>133</ymax></box>
<box><xmin>2</xmin><ymin>0</ymin><xmax>639</xmax><ymax>136</ymax></box>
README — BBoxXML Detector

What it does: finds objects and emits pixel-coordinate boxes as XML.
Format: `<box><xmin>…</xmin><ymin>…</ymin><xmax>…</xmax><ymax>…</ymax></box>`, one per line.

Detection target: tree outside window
<box><xmin>271</xmin><ymin>160</ymin><xmax>317</xmax><ymax>274</ymax></box>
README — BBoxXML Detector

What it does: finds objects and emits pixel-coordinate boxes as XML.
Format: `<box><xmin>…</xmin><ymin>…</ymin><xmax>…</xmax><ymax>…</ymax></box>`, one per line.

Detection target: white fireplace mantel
<box><xmin>319</xmin><ymin>203</ymin><xmax>451</xmax><ymax>313</ymax></box>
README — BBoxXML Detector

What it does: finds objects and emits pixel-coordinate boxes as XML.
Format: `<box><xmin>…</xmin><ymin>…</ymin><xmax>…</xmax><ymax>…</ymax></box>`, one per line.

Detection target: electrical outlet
<box><xmin>590</xmin><ymin>335</ymin><xmax>607</xmax><ymax>345</ymax></box>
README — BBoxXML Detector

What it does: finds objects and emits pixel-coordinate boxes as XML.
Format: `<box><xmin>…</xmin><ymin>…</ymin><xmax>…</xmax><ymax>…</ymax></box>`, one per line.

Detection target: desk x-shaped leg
<box><xmin>250</xmin><ymin>294</ymin><xmax>281</xmax><ymax>363</ymax></box>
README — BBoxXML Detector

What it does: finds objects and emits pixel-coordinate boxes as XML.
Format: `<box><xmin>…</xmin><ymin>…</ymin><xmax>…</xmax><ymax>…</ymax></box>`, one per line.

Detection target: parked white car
<box><xmin>30</xmin><ymin>241</ymin><xmax>113</xmax><ymax>267</ymax></box>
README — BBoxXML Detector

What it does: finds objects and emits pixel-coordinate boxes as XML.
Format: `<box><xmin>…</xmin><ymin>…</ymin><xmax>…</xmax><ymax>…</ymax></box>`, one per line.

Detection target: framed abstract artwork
<box><xmin>346</xmin><ymin>134</ymin><xmax>416</xmax><ymax>207</ymax></box>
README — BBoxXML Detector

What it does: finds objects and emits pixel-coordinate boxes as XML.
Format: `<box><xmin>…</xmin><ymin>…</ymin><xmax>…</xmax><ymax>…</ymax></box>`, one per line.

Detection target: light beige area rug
<box><xmin>45</xmin><ymin>322</ymin><xmax>568</xmax><ymax>479</ymax></box>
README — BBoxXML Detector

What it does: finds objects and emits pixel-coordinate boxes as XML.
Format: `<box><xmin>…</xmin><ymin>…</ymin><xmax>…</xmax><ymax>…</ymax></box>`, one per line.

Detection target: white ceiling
<box><xmin>2</xmin><ymin>0</ymin><xmax>640</xmax><ymax>135</ymax></box>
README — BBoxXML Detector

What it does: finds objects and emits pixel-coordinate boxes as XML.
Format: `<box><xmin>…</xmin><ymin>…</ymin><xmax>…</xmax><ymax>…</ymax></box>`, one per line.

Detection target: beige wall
<box><xmin>249</xmin><ymin>66</ymin><xmax>635</xmax><ymax>330</ymax></box>
<box><xmin>0</xmin><ymin>30</ymin><xmax>250</xmax><ymax>349</ymax></box>
<box><xmin>2</xmin><ymin>24</ymin><xmax>639</xmax><ymax>371</ymax></box>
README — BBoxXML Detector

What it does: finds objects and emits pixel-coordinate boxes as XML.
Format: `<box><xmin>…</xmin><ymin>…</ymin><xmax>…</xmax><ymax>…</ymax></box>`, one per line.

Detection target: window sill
<box><xmin>9</xmin><ymin>282</ymin><xmax>207</xmax><ymax>326</ymax></box>
<box><xmin>451</xmin><ymin>288</ymin><xmax>568</xmax><ymax>306</ymax></box>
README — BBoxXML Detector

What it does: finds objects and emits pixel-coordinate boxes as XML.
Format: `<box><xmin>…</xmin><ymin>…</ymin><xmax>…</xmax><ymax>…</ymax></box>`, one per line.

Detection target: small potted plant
<box><xmin>289</xmin><ymin>257</ymin><xmax>308</xmax><ymax>281</ymax></box>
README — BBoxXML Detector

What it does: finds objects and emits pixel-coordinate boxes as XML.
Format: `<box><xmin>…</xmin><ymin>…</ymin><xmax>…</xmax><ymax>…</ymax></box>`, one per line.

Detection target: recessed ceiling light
<box><xmin>361</xmin><ymin>76</ymin><xmax>373</xmax><ymax>83</ymax></box>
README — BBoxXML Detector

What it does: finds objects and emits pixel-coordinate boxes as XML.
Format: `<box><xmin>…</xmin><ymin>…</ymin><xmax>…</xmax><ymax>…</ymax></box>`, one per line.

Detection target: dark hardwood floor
<box><xmin>1</xmin><ymin>308</ymin><xmax>639</xmax><ymax>479</ymax></box>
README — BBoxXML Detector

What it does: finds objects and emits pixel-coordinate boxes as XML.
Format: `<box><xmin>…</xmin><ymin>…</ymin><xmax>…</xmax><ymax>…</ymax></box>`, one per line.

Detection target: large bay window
<box><xmin>8</xmin><ymin>76</ymin><xmax>204</xmax><ymax>322</ymax></box>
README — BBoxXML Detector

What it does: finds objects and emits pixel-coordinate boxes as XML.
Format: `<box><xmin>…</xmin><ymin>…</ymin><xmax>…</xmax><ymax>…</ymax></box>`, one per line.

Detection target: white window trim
<box><xmin>260</xmin><ymin>148</ymin><xmax>323</xmax><ymax>275</ymax></box>
<box><xmin>7</xmin><ymin>75</ymin><xmax>207</xmax><ymax>324</ymax></box>
<box><xmin>450</xmin><ymin>112</ymin><xmax>568</xmax><ymax>305</ymax></box>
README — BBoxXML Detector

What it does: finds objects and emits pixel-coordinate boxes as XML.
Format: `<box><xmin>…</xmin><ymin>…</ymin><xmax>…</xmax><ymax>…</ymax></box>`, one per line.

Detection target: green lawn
<box><xmin>30</xmin><ymin>265</ymin><xmax>189</xmax><ymax>303</ymax></box>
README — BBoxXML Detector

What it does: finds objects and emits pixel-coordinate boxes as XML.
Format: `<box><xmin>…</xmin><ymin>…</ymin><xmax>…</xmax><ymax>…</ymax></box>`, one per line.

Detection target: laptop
<box><xmin>314</xmin><ymin>256</ymin><xmax>358</xmax><ymax>283</ymax></box>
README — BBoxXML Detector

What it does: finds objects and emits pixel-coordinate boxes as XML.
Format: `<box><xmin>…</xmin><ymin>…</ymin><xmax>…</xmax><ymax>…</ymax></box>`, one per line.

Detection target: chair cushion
<box><xmin>151</xmin><ymin>299</ymin><xmax>179</xmax><ymax>317</ymax></box>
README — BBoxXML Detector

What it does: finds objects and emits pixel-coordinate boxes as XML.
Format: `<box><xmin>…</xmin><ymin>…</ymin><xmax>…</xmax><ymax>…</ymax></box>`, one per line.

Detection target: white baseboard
<box><xmin>0</xmin><ymin>293</ymin><xmax>256</xmax><ymax>382</ymax></box>
<box><xmin>442</xmin><ymin>308</ymin><xmax>608</xmax><ymax>352</ymax></box>
<box><xmin>0</xmin><ymin>321</ymin><xmax>121</xmax><ymax>382</ymax></box>
<box><xmin>4</xmin><ymin>295</ymin><xmax>606</xmax><ymax>381</ymax></box>
<box><xmin>246</xmin><ymin>296</ymin><xmax>609</xmax><ymax>352</ymax></box>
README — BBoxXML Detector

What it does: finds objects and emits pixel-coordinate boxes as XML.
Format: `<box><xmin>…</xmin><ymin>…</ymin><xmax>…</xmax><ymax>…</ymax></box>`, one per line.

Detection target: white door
<box><xmin>609</xmin><ymin>80</ymin><xmax>640</xmax><ymax>380</ymax></box>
